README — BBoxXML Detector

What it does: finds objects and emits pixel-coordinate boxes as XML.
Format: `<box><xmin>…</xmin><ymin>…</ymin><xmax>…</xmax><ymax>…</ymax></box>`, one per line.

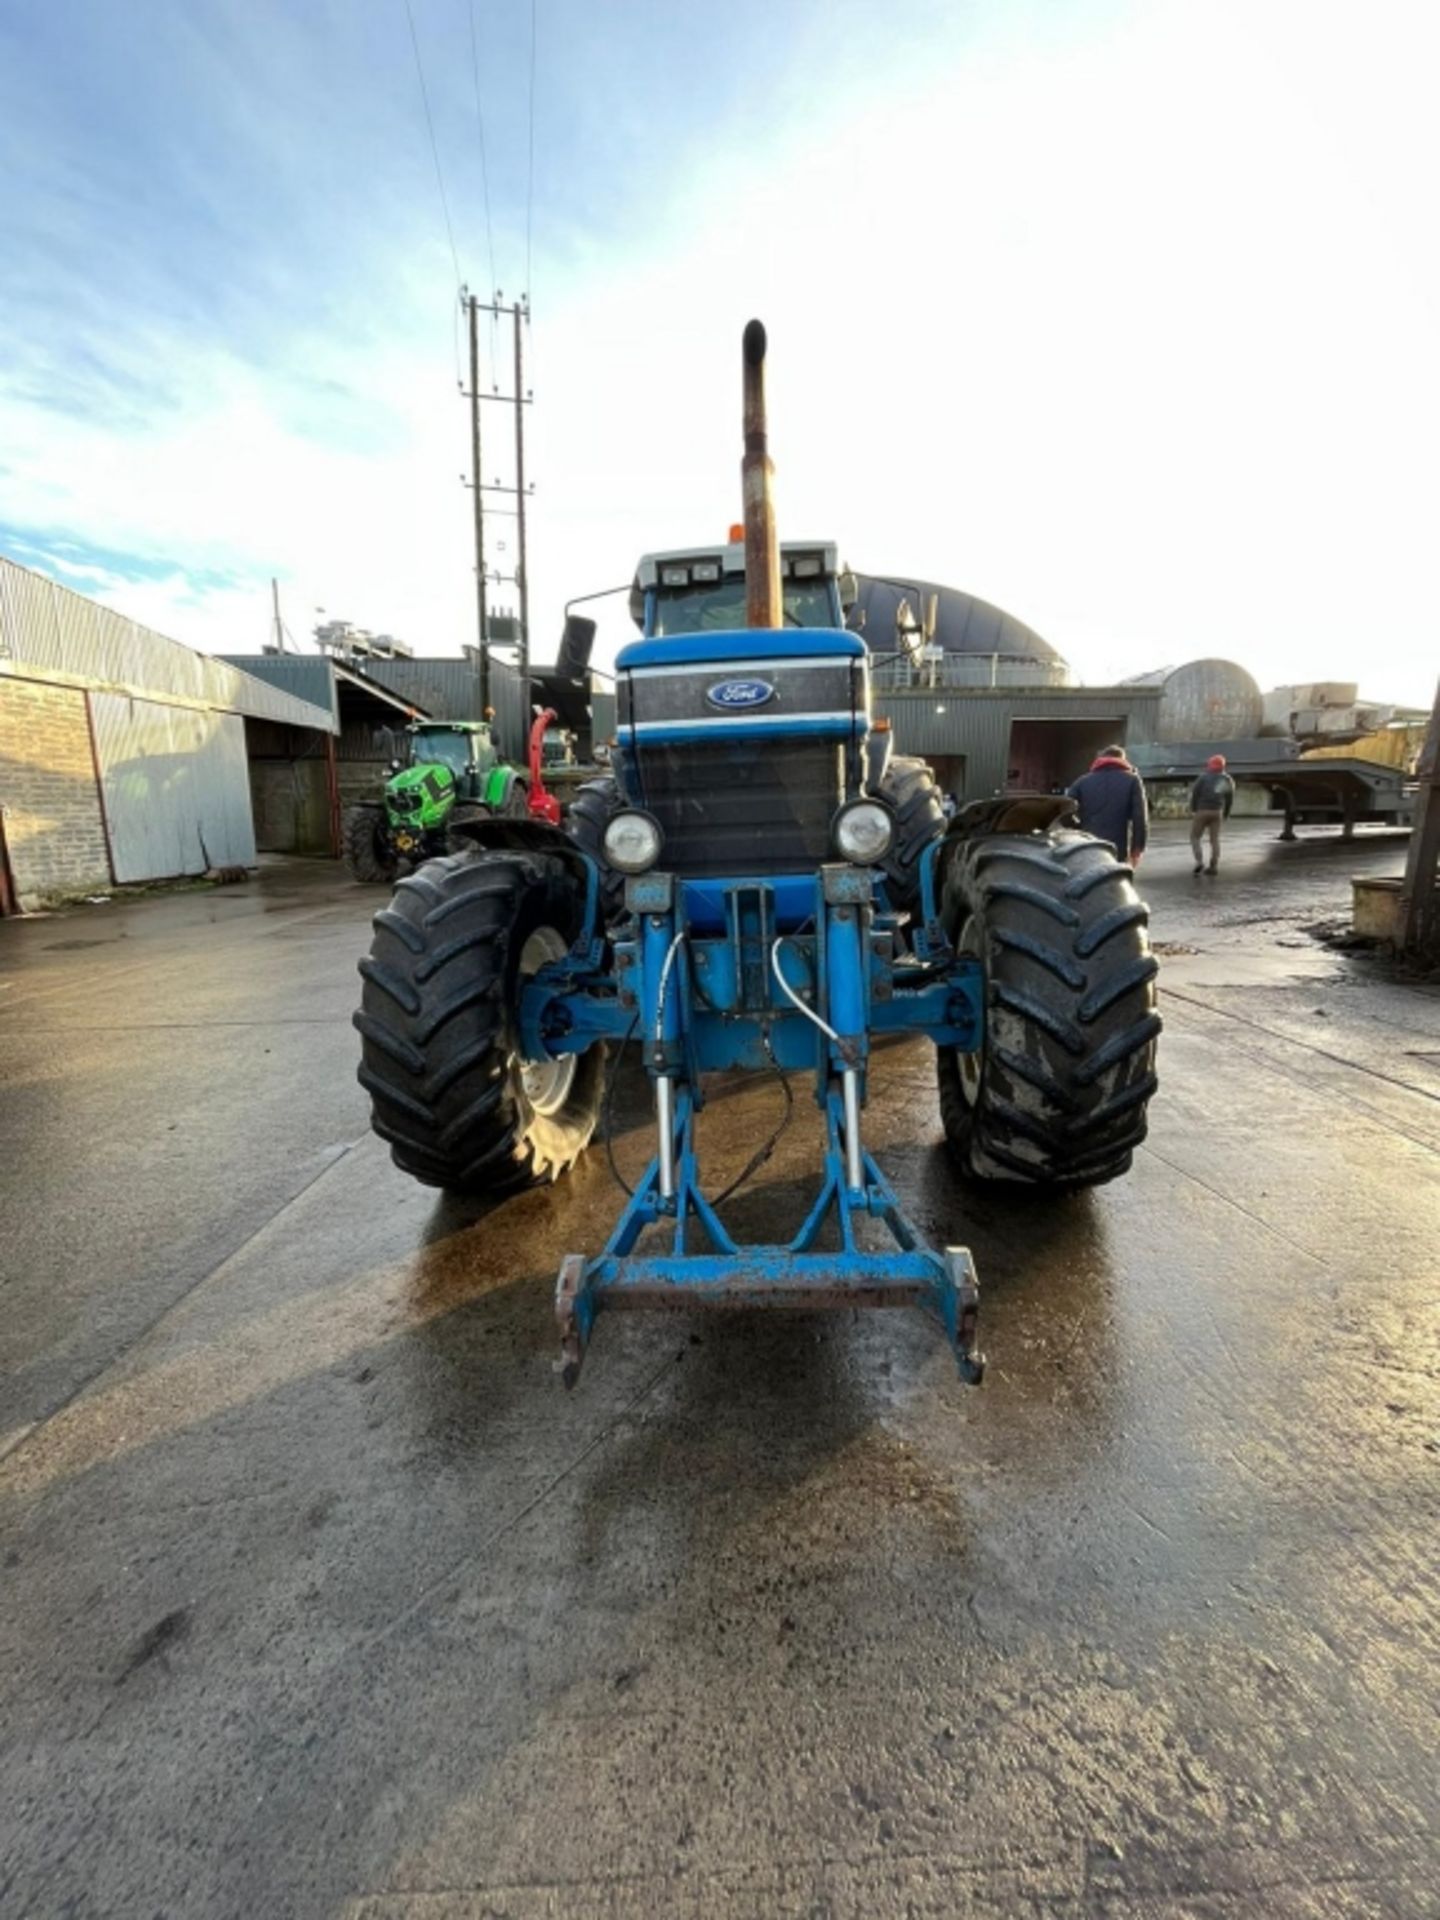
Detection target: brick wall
<box><xmin>0</xmin><ymin>679</ymin><xmax>113</xmax><ymax>907</ymax></box>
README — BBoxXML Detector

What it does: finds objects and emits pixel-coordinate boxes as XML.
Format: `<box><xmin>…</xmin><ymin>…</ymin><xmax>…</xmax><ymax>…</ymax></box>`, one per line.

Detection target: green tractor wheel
<box><xmin>342</xmin><ymin>804</ymin><xmax>397</xmax><ymax>884</ymax></box>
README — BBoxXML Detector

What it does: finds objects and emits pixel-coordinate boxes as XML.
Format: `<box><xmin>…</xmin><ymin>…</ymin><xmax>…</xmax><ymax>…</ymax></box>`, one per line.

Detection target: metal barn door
<box><xmin>90</xmin><ymin>694</ymin><xmax>257</xmax><ymax>881</ymax></box>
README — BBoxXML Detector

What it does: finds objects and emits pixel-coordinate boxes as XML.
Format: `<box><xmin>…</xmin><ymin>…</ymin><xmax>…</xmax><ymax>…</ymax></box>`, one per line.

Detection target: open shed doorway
<box><xmin>1007</xmin><ymin>719</ymin><xmax>1125</xmax><ymax>794</ymax></box>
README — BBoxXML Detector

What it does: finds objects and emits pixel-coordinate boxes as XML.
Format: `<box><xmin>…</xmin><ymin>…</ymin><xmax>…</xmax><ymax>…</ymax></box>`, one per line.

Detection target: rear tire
<box><xmin>343</xmin><ymin>804</ymin><xmax>396</xmax><ymax>884</ymax></box>
<box><xmin>937</xmin><ymin>829</ymin><xmax>1160</xmax><ymax>1187</ymax></box>
<box><xmin>354</xmin><ymin>849</ymin><xmax>603</xmax><ymax>1194</ymax></box>
<box><xmin>878</xmin><ymin>755</ymin><xmax>946</xmax><ymax>922</ymax></box>
<box><xmin>564</xmin><ymin>777</ymin><xmax>627</xmax><ymax>923</ymax></box>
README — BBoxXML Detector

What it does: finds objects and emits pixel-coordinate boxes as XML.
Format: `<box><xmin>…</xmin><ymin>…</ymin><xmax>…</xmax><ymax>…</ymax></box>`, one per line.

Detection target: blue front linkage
<box><xmin>523</xmin><ymin>851</ymin><xmax>987</xmax><ymax>1386</ymax></box>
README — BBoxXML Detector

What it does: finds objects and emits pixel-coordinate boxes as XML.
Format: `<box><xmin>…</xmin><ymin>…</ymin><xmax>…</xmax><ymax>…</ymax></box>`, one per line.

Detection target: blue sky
<box><xmin>1</xmin><ymin>0</ymin><xmax>1436</xmax><ymax>704</ymax></box>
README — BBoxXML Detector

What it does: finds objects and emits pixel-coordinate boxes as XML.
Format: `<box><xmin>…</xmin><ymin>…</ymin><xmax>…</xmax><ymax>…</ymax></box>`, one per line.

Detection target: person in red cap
<box><xmin>1189</xmin><ymin>755</ymin><xmax>1235</xmax><ymax>874</ymax></box>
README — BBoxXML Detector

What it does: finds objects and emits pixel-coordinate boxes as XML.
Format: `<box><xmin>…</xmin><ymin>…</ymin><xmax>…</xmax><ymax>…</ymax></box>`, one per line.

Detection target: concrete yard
<box><xmin>2</xmin><ymin>821</ymin><xmax>1437</xmax><ymax>1918</ymax></box>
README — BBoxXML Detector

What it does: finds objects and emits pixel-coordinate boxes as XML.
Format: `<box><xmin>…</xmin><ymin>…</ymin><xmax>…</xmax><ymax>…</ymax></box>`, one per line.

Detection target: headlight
<box><xmin>833</xmin><ymin>799</ymin><xmax>894</xmax><ymax>865</ymax></box>
<box><xmin>603</xmin><ymin>810</ymin><xmax>663</xmax><ymax>874</ymax></box>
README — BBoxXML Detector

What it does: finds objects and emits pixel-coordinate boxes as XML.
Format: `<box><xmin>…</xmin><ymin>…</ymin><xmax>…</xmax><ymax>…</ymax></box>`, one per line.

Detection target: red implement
<box><xmin>528</xmin><ymin>708</ymin><xmax>563</xmax><ymax>826</ymax></box>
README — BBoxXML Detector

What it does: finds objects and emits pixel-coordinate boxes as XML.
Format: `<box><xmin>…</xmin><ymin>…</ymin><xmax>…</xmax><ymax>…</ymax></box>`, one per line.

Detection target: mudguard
<box><xmin>445</xmin><ymin>813</ymin><xmax>589</xmax><ymax>882</ymax></box>
<box><xmin>931</xmin><ymin>791</ymin><xmax>1078</xmax><ymax>887</ymax></box>
<box><xmin>481</xmin><ymin>765</ymin><xmax>525</xmax><ymax>812</ymax></box>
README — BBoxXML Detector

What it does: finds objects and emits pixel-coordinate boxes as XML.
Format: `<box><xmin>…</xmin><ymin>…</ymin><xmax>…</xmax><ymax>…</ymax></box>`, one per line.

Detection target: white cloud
<box><xmin>529</xmin><ymin>0</ymin><xmax>1440</xmax><ymax>706</ymax></box>
<box><xmin>3</xmin><ymin>0</ymin><xmax>1436</xmax><ymax>709</ymax></box>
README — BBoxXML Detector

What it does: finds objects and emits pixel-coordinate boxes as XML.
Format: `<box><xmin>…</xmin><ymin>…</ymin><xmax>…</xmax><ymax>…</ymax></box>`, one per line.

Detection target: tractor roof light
<box><xmin>791</xmin><ymin>554</ymin><xmax>822</xmax><ymax>578</ymax></box>
<box><xmin>603</xmin><ymin>809</ymin><xmax>664</xmax><ymax>875</ymax></box>
<box><xmin>833</xmin><ymin>799</ymin><xmax>894</xmax><ymax>866</ymax></box>
<box><xmin>691</xmin><ymin>561</ymin><xmax>720</xmax><ymax>582</ymax></box>
<box><xmin>660</xmin><ymin>565</ymin><xmax>690</xmax><ymax>587</ymax></box>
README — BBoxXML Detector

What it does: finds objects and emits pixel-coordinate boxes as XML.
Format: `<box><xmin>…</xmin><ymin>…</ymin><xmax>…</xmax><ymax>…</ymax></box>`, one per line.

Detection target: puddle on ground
<box><xmin>1158</xmin><ymin>946</ymin><xmax>1341</xmax><ymax>988</ymax></box>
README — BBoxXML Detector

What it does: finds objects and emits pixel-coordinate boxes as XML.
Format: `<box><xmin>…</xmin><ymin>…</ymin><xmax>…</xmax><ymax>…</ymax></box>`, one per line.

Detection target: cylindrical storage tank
<box><xmin>1141</xmin><ymin>659</ymin><xmax>1263</xmax><ymax>743</ymax></box>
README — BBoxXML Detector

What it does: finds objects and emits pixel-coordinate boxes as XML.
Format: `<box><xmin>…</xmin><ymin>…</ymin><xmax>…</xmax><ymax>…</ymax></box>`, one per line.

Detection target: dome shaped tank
<box><xmin>1124</xmin><ymin>659</ymin><xmax>1263</xmax><ymax>743</ymax></box>
<box><xmin>855</xmin><ymin>575</ymin><xmax>1071</xmax><ymax>689</ymax></box>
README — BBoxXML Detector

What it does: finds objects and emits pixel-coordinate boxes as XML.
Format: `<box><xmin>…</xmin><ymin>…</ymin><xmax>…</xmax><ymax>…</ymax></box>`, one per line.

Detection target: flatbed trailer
<box><xmin>1138</xmin><ymin>754</ymin><xmax>1416</xmax><ymax>840</ymax></box>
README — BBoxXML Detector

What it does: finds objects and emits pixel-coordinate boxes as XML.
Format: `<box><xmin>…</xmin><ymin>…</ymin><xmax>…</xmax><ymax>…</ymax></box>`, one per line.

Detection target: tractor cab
<box><xmin>405</xmin><ymin>720</ymin><xmax>499</xmax><ymax>802</ymax></box>
<box><xmin>629</xmin><ymin>539</ymin><xmax>855</xmax><ymax>638</ymax></box>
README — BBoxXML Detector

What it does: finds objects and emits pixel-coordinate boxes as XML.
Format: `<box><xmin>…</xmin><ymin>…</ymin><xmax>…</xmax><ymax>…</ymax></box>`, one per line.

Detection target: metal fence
<box><xmin>871</xmin><ymin>653</ymin><xmax>1072</xmax><ymax>691</ymax></box>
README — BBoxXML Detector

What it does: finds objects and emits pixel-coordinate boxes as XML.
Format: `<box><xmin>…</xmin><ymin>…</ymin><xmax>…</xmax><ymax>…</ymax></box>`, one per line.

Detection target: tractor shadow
<box><xmin>402</xmin><ymin>1035</ymin><xmax>1123</xmax><ymax>1479</ymax></box>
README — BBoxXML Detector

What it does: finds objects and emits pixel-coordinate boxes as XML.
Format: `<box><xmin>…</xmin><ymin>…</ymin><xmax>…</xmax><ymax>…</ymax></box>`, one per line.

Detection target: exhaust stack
<box><xmin>741</xmin><ymin>319</ymin><xmax>782</xmax><ymax>629</ymax></box>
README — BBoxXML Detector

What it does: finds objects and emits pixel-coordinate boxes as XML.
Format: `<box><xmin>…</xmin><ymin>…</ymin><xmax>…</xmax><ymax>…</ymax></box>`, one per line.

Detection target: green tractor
<box><xmin>342</xmin><ymin>720</ymin><xmax>529</xmax><ymax>884</ymax></box>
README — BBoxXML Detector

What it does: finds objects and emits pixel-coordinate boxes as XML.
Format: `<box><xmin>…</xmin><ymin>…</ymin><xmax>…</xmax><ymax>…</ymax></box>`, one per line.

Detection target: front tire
<box><xmin>878</xmin><ymin>755</ymin><xmax>946</xmax><ymax>922</ymax></box>
<box><xmin>937</xmin><ymin>829</ymin><xmax>1160</xmax><ymax>1187</ymax></box>
<box><xmin>354</xmin><ymin>850</ymin><xmax>603</xmax><ymax>1194</ymax></box>
<box><xmin>564</xmin><ymin>777</ymin><xmax>626</xmax><ymax>923</ymax></box>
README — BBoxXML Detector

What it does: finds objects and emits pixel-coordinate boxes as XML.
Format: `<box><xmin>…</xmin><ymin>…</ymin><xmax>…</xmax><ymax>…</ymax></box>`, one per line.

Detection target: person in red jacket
<box><xmin>1065</xmin><ymin>746</ymin><xmax>1148</xmax><ymax>865</ymax></box>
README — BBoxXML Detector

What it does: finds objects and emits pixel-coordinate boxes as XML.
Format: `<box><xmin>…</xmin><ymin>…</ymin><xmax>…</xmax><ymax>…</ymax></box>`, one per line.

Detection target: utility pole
<box><xmin>270</xmin><ymin>577</ymin><xmax>285</xmax><ymax>653</ymax></box>
<box><xmin>512</xmin><ymin>302</ymin><xmax>530</xmax><ymax>688</ymax></box>
<box><xmin>465</xmin><ymin>292</ymin><xmax>489</xmax><ymax>721</ymax></box>
<box><xmin>468</xmin><ymin>292</ymin><xmax>534</xmax><ymax>704</ymax></box>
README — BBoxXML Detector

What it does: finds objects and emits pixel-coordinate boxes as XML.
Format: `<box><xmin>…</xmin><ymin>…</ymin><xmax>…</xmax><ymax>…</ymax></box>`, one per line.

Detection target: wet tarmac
<box><xmin>2</xmin><ymin>822</ymin><xmax>1437</xmax><ymax>1917</ymax></box>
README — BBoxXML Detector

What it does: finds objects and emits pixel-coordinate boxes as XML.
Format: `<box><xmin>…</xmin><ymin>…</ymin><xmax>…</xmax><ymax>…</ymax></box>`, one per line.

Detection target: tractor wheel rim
<box><xmin>518</xmin><ymin>926</ymin><xmax>577</xmax><ymax>1117</ymax></box>
<box><xmin>957</xmin><ymin>912</ymin><xmax>984</xmax><ymax>1106</ymax></box>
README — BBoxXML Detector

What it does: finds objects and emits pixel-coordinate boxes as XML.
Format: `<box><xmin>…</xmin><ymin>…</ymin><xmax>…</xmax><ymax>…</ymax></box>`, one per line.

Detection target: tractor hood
<box><xmin>385</xmin><ymin>761</ymin><xmax>457</xmax><ymax>830</ymax></box>
<box><xmin>615</xmin><ymin>627</ymin><xmax>863</xmax><ymax>672</ymax></box>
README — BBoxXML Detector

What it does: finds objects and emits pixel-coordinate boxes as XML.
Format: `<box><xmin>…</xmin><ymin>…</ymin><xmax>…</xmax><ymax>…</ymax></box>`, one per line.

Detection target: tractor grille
<box><xmin>631</xmin><ymin>737</ymin><xmax>844</xmax><ymax>877</ymax></box>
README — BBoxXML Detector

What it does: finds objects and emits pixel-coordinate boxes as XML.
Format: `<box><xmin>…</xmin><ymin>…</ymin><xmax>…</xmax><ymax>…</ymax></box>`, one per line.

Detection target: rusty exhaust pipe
<box><xmin>742</xmin><ymin>318</ymin><xmax>782</xmax><ymax>629</ymax></box>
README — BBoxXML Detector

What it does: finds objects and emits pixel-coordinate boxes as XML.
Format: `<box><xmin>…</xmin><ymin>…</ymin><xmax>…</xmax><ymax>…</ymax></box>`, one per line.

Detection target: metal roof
<box><xmin>222</xmin><ymin>654</ymin><xmax>425</xmax><ymax>726</ymax></box>
<box><xmin>364</xmin><ymin>656</ymin><xmax>487</xmax><ymax>720</ymax></box>
<box><xmin>0</xmin><ymin>555</ymin><xmax>335</xmax><ymax>732</ymax></box>
<box><xmin>856</xmin><ymin>574</ymin><xmax>1065</xmax><ymax>668</ymax></box>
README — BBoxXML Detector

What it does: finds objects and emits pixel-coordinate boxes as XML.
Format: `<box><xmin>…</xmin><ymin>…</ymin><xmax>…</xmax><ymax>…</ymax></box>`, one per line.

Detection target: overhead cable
<box><xmin>402</xmin><ymin>0</ymin><xmax>464</xmax><ymax>292</ymax></box>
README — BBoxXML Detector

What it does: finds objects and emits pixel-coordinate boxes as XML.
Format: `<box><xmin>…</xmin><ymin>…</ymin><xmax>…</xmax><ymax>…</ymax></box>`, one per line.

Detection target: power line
<box><xmin>466</xmin><ymin>0</ymin><xmax>499</xmax><ymax>302</ymax></box>
<box><xmin>401</xmin><ymin>0</ymin><xmax>463</xmax><ymax>292</ymax></box>
<box><xmin>524</xmin><ymin>0</ymin><xmax>537</xmax><ymax>298</ymax></box>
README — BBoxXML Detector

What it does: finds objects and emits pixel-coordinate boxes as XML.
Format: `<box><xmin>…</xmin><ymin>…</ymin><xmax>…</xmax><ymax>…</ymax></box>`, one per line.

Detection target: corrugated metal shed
<box><xmin>91</xmin><ymin>693</ymin><xmax>256</xmax><ymax>879</ymax></box>
<box><xmin>878</xmin><ymin>687</ymin><xmax>1164</xmax><ymax>798</ymax></box>
<box><xmin>489</xmin><ymin>657</ymin><xmax>530</xmax><ymax>761</ymax></box>
<box><xmin>0</xmin><ymin>555</ymin><xmax>334</xmax><ymax>731</ymax></box>
<box><xmin>366</xmin><ymin>656</ymin><xmax>488</xmax><ymax>722</ymax></box>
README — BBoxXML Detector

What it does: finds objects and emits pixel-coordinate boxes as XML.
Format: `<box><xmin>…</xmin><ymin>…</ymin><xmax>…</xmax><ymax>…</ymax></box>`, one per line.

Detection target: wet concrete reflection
<box><xmin>2</xmin><ymin>838</ymin><xmax>1437</xmax><ymax>1916</ymax></box>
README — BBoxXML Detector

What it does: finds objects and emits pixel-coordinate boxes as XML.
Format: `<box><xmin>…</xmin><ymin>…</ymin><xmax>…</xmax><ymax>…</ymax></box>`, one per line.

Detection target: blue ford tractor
<box><xmin>355</xmin><ymin>322</ymin><xmax>1160</xmax><ymax>1384</ymax></box>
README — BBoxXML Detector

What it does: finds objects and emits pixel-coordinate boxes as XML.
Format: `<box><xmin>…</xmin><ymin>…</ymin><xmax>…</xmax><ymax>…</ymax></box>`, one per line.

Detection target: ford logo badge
<box><xmin>705</xmin><ymin>678</ymin><xmax>776</xmax><ymax>711</ymax></box>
